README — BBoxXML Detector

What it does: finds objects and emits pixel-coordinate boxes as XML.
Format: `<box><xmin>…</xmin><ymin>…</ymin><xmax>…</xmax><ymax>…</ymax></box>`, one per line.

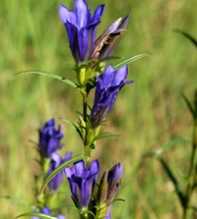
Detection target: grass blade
<box><xmin>182</xmin><ymin>93</ymin><xmax>195</xmax><ymax>118</ymax></box>
<box><xmin>143</xmin><ymin>151</ymin><xmax>186</xmax><ymax>207</ymax></box>
<box><xmin>174</xmin><ymin>29</ymin><xmax>197</xmax><ymax>48</ymax></box>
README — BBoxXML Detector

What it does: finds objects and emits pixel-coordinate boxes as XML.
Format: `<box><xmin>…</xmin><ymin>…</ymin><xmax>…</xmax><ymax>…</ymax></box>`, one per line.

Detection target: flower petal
<box><xmin>90</xmin><ymin>160</ymin><xmax>100</xmax><ymax>176</ymax></box>
<box><xmin>113</xmin><ymin>65</ymin><xmax>128</xmax><ymax>86</ymax></box>
<box><xmin>74</xmin><ymin>0</ymin><xmax>90</xmax><ymax>28</ymax></box>
<box><xmin>74</xmin><ymin>160</ymin><xmax>85</xmax><ymax>177</ymax></box>
<box><xmin>59</xmin><ymin>4</ymin><xmax>76</xmax><ymax>25</ymax></box>
<box><xmin>91</xmin><ymin>4</ymin><xmax>105</xmax><ymax>26</ymax></box>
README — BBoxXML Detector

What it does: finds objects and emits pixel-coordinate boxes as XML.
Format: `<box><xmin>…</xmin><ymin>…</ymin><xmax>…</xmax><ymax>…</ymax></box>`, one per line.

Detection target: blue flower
<box><xmin>65</xmin><ymin>159</ymin><xmax>100</xmax><ymax>208</ymax></box>
<box><xmin>91</xmin><ymin>65</ymin><xmax>131</xmax><ymax>127</ymax></box>
<box><xmin>38</xmin><ymin>119</ymin><xmax>64</xmax><ymax>158</ymax></box>
<box><xmin>48</xmin><ymin>152</ymin><xmax>72</xmax><ymax>191</ymax></box>
<box><xmin>107</xmin><ymin>163</ymin><xmax>123</xmax><ymax>203</ymax></box>
<box><xmin>32</xmin><ymin>207</ymin><xmax>65</xmax><ymax>219</ymax></box>
<box><xmin>59</xmin><ymin>0</ymin><xmax>105</xmax><ymax>63</ymax></box>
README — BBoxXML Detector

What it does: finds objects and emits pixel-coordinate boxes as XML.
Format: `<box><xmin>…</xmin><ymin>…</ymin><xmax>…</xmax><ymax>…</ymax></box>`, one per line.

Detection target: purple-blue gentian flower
<box><xmin>48</xmin><ymin>152</ymin><xmax>72</xmax><ymax>191</ymax></box>
<box><xmin>59</xmin><ymin>0</ymin><xmax>105</xmax><ymax>63</ymax></box>
<box><xmin>38</xmin><ymin>119</ymin><xmax>64</xmax><ymax>158</ymax></box>
<box><xmin>32</xmin><ymin>207</ymin><xmax>65</xmax><ymax>219</ymax></box>
<box><xmin>65</xmin><ymin>159</ymin><xmax>100</xmax><ymax>208</ymax></box>
<box><xmin>107</xmin><ymin>163</ymin><xmax>123</xmax><ymax>203</ymax></box>
<box><xmin>91</xmin><ymin>65</ymin><xmax>131</xmax><ymax>127</ymax></box>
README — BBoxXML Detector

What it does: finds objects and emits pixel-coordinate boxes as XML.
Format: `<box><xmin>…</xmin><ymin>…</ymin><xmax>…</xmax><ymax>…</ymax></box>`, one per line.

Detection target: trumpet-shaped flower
<box><xmin>59</xmin><ymin>0</ymin><xmax>105</xmax><ymax>63</ymax></box>
<box><xmin>91</xmin><ymin>65</ymin><xmax>131</xmax><ymax>127</ymax></box>
<box><xmin>65</xmin><ymin>159</ymin><xmax>100</xmax><ymax>208</ymax></box>
<box><xmin>38</xmin><ymin>119</ymin><xmax>64</xmax><ymax>158</ymax></box>
<box><xmin>107</xmin><ymin>163</ymin><xmax>123</xmax><ymax>203</ymax></box>
<box><xmin>48</xmin><ymin>152</ymin><xmax>72</xmax><ymax>191</ymax></box>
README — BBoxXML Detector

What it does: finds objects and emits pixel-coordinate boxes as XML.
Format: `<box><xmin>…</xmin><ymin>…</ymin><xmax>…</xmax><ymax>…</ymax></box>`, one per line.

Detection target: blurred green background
<box><xmin>0</xmin><ymin>0</ymin><xmax>196</xmax><ymax>218</ymax></box>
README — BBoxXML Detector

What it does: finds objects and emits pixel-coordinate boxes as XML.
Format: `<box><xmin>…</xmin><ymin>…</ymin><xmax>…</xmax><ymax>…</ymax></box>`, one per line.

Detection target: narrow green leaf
<box><xmin>115</xmin><ymin>53</ymin><xmax>148</xmax><ymax>68</ymax></box>
<box><xmin>40</xmin><ymin>154</ymin><xmax>83</xmax><ymax>193</ymax></box>
<box><xmin>182</xmin><ymin>93</ymin><xmax>195</xmax><ymax>118</ymax></box>
<box><xmin>143</xmin><ymin>152</ymin><xmax>186</xmax><ymax>207</ymax></box>
<box><xmin>16</xmin><ymin>212</ymin><xmax>57</xmax><ymax>219</ymax></box>
<box><xmin>113</xmin><ymin>198</ymin><xmax>125</xmax><ymax>203</ymax></box>
<box><xmin>16</xmin><ymin>71</ymin><xmax>77</xmax><ymax>88</ymax></box>
<box><xmin>158</xmin><ymin>157</ymin><xmax>186</xmax><ymax>207</ymax></box>
<box><xmin>95</xmin><ymin>132</ymin><xmax>119</xmax><ymax>141</ymax></box>
<box><xmin>62</xmin><ymin>119</ymin><xmax>84</xmax><ymax>139</ymax></box>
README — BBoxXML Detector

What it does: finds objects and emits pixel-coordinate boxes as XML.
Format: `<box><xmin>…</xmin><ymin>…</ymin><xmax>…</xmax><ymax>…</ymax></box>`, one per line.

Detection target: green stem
<box><xmin>188</xmin><ymin>121</ymin><xmax>197</xmax><ymax>177</ymax></box>
<box><xmin>182</xmin><ymin>208</ymin><xmax>188</xmax><ymax>219</ymax></box>
<box><xmin>183</xmin><ymin>120</ymin><xmax>197</xmax><ymax>219</ymax></box>
<box><xmin>81</xmin><ymin>89</ymin><xmax>92</xmax><ymax>162</ymax></box>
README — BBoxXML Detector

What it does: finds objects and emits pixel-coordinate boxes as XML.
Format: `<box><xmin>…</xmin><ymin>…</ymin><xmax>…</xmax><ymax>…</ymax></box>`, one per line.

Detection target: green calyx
<box><xmin>95</xmin><ymin>203</ymin><xmax>107</xmax><ymax>219</ymax></box>
<box><xmin>76</xmin><ymin>62</ymin><xmax>106</xmax><ymax>86</ymax></box>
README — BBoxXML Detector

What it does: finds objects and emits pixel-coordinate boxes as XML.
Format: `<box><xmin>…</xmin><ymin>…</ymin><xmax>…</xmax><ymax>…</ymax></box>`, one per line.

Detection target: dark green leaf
<box><xmin>143</xmin><ymin>152</ymin><xmax>186</xmax><ymax>207</ymax></box>
<box><xmin>113</xmin><ymin>198</ymin><xmax>125</xmax><ymax>203</ymax></box>
<box><xmin>182</xmin><ymin>93</ymin><xmax>195</xmax><ymax>118</ymax></box>
<box><xmin>174</xmin><ymin>29</ymin><xmax>197</xmax><ymax>48</ymax></box>
<box><xmin>158</xmin><ymin>157</ymin><xmax>186</xmax><ymax>208</ymax></box>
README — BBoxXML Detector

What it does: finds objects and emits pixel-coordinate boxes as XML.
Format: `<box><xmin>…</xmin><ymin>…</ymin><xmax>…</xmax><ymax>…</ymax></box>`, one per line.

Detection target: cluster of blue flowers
<box><xmin>31</xmin><ymin>0</ymin><xmax>132</xmax><ymax>218</ymax></box>
<box><xmin>36</xmin><ymin>119</ymin><xmax>123</xmax><ymax>218</ymax></box>
<box><xmin>59</xmin><ymin>0</ymin><xmax>130</xmax><ymax>128</ymax></box>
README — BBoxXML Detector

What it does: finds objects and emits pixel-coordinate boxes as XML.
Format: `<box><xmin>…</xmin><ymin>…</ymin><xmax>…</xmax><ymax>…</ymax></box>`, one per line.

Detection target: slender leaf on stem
<box><xmin>94</xmin><ymin>132</ymin><xmax>120</xmax><ymax>141</ymax></box>
<box><xmin>16</xmin><ymin>212</ymin><xmax>57</xmax><ymax>219</ymax></box>
<box><xmin>115</xmin><ymin>53</ymin><xmax>148</xmax><ymax>68</ymax></box>
<box><xmin>16</xmin><ymin>71</ymin><xmax>77</xmax><ymax>88</ymax></box>
<box><xmin>40</xmin><ymin>154</ymin><xmax>83</xmax><ymax>193</ymax></box>
<box><xmin>62</xmin><ymin>119</ymin><xmax>84</xmax><ymax>140</ymax></box>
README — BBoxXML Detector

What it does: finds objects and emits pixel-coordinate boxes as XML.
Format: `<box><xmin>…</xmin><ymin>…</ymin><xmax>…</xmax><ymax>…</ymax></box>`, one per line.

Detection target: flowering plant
<box><xmin>12</xmin><ymin>1</ymin><xmax>197</xmax><ymax>219</ymax></box>
<box><xmin>16</xmin><ymin>0</ymin><xmax>147</xmax><ymax>219</ymax></box>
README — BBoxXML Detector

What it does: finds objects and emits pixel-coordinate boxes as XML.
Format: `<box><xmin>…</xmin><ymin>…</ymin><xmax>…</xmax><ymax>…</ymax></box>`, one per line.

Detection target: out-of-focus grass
<box><xmin>0</xmin><ymin>0</ymin><xmax>196</xmax><ymax>218</ymax></box>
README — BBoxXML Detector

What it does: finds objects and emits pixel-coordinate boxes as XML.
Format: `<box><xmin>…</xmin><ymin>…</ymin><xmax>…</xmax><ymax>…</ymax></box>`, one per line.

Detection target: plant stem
<box><xmin>183</xmin><ymin>120</ymin><xmax>197</xmax><ymax>219</ymax></box>
<box><xmin>188</xmin><ymin>121</ymin><xmax>197</xmax><ymax>177</ymax></box>
<box><xmin>183</xmin><ymin>208</ymin><xmax>188</xmax><ymax>219</ymax></box>
<box><xmin>81</xmin><ymin>89</ymin><xmax>91</xmax><ymax>162</ymax></box>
